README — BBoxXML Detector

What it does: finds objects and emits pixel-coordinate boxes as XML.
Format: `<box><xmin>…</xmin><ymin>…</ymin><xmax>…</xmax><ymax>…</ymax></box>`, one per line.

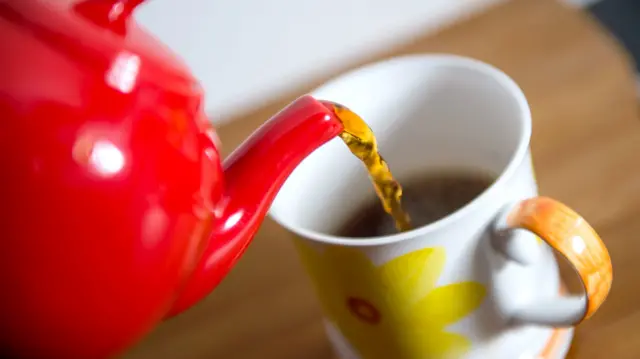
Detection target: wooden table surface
<box><xmin>124</xmin><ymin>0</ymin><xmax>640</xmax><ymax>358</ymax></box>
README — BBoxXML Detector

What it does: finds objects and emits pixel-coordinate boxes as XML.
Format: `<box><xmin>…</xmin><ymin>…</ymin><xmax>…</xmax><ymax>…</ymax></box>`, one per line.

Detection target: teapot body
<box><xmin>0</xmin><ymin>1</ymin><xmax>224</xmax><ymax>357</ymax></box>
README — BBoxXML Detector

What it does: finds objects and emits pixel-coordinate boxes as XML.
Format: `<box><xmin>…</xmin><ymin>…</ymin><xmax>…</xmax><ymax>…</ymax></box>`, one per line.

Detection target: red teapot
<box><xmin>0</xmin><ymin>1</ymin><xmax>344</xmax><ymax>358</ymax></box>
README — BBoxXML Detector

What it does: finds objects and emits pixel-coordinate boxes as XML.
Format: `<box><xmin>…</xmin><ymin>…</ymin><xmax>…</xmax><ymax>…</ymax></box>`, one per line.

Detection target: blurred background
<box><xmin>136</xmin><ymin>0</ymin><xmax>638</xmax><ymax>124</ymax></box>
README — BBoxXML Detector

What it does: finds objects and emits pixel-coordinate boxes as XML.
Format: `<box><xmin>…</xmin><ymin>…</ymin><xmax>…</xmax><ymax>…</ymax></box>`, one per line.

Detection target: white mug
<box><xmin>269</xmin><ymin>55</ymin><xmax>612</xmax><ymax>359</ymax></box>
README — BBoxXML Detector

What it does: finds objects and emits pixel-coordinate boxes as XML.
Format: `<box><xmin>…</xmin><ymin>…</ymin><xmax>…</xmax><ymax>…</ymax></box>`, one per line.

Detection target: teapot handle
<box><xmin>491</xmin><ymin>197</ymin><xmax>612</xmax><ymax>326</ymax></box>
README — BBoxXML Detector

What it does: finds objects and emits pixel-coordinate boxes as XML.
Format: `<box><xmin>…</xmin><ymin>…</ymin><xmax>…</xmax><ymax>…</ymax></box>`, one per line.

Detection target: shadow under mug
<box><xmin>269</xmin><ymin>54</ymin><xmax>612</xmax><ymax>359</ymax></box>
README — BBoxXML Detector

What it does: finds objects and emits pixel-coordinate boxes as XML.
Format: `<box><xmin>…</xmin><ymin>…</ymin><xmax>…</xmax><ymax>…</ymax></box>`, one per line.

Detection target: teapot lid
<box><xmin>2</xmin><ymin>0</ymin><xmax>200</xmax><ymax>98</ymax></box>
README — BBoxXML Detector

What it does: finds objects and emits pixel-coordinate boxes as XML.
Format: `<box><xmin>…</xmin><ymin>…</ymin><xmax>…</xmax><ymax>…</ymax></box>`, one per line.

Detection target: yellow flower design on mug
<box><xmin>295</xmin><ymin>242</ymin><xmax>486</xmax><ymax>359</ymax></box>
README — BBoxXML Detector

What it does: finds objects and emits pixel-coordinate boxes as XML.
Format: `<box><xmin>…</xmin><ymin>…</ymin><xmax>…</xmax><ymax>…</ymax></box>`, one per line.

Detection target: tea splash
<box><xmin>321</xmin><ymin>101</ymin><xmax>412</xmax><ymax>232</ymax></box>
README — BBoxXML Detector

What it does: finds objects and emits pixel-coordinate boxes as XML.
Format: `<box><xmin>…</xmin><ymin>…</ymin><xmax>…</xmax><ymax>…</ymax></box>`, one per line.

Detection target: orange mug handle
<box><xmin>495</xmin><ymin>196</ymin><xmax>612</xmax><ymax>325</ymax></box>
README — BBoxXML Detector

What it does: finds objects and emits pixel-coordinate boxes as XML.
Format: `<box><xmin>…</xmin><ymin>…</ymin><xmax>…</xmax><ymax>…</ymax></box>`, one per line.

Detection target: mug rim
<box><xmin>269</xmin><ymin>54</ymin><xmax>532</xmax><ymax>247</ymax></box>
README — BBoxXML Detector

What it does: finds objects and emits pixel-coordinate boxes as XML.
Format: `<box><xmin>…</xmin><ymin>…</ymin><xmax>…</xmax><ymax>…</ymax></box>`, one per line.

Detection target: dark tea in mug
<box><xmin>336</xmin><ymin>169</ymin><xmax>496</xmax><ymax>238</ymax></box>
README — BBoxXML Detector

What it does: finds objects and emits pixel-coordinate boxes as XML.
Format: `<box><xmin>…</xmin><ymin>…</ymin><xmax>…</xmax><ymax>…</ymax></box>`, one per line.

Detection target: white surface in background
<box><xmin>136</xmin><ymin>0</ymin><xmax>600</xmax><ymax>123</ymax></box>
<box><xmin>136</xmin><ymin>0</ymin><xmax>505</xmax><ymax>123</ymax></box>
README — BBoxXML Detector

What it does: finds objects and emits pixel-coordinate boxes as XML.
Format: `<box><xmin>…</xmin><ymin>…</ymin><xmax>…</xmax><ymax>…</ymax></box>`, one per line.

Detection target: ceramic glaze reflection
<box><xmin>106</xmin><ymin>51</ymin><xmax>141</xmax><ymax>93</ymax></box>
<box><xmin>89</xmin><ymin>140</ymin><xmax>125</xmax><ymax>176</ymax></box>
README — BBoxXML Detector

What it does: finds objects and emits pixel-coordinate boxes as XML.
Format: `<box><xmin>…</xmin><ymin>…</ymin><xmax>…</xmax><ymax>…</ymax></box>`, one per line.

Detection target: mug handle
<box><xmin>492</xmin><ymin>196</ymin><xmax>612</xmax><ymax>326</ymax></box>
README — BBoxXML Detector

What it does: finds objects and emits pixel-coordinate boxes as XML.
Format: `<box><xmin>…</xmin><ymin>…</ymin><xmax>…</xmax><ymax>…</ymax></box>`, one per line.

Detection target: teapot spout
<box><xmin>168</xmin><ymin>95</ymin><xmax>343</xmax><ymax>316</ymax></box>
